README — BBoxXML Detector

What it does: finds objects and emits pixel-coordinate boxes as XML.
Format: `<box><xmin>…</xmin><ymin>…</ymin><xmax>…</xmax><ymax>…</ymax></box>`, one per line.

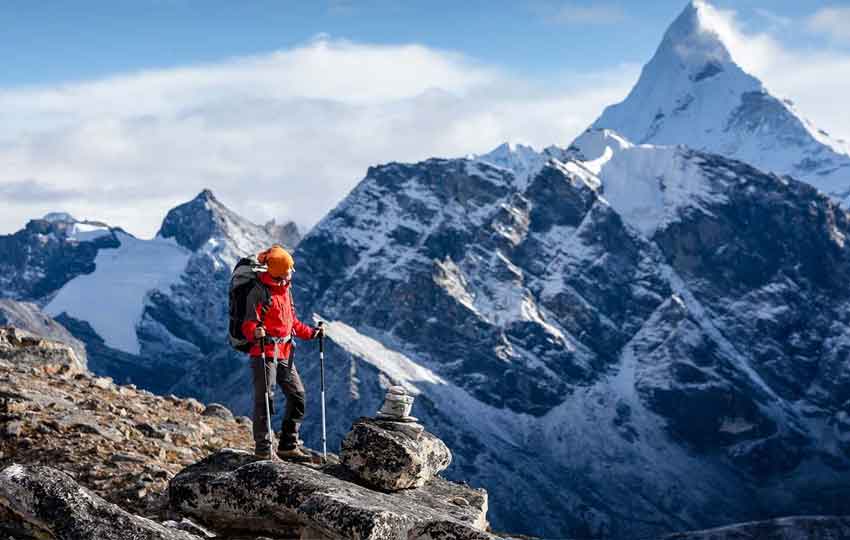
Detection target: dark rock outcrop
<box><xmin>0</xmin><ymin>214</ymin><xmax>119</xmax><ymax>301</ymax></box>
<box><xmin>264</xmin><ymin>219</ymin><xmax>302</xmax><ymax>249</ymax></box>
<box><xmin>169</xmin><ymin>448</ymin><xmax>490</xmax><ymax>540</ymax></box>
<box><xmin>664</xmin><ymin>516</ymin><xmax>850</xmax><ymax>540</ymax></box>
<box><xmin>341</xmin><ymin>417</ymin><xmax>451</xmax><ymax>491</ymax></box>
<box><xmin>0</xmin><ymin>463</ymin><xmax>200</xmax><ymax>540</ymax></box>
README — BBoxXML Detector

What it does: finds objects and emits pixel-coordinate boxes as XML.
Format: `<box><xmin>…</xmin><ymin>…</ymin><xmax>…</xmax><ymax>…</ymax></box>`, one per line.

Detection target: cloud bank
<box><xmin>0</xmin><ymin>39</ymin><xmax>636</xmax><ymax>237</ymax></box>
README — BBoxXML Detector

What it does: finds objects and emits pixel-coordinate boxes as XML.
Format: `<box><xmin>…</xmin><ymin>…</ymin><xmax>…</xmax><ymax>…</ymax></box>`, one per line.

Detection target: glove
<box><xmin>312</xmin><ymin>326</ymin><xmax>324</xmax><ymax>340</ymax></box>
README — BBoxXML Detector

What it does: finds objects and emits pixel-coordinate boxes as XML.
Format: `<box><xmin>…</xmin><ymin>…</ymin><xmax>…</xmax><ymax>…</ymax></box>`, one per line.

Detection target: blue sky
<box><xmin>1</xmin><ymin>1</ymin><xmax>849</xmax><ymax>237</ymax></box>
<box><xmin>2</xmin><ymin>0</ymin><xmax>840</xmax><ymax>87</ymax></box>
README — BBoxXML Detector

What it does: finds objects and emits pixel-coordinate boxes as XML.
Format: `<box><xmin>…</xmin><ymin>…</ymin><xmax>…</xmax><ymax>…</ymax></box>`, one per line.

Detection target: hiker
<box><xmin>241</xmin><ymin>245</ymin><xmax>324</xmax><ymax>460</ymax></box>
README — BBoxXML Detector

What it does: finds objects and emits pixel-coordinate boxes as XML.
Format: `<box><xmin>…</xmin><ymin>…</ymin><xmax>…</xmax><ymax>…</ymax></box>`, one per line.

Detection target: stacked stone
<box><xmin>340</xmin><ymin>386</ymin><xmax>452</xmax><ymax>491</ymax></box>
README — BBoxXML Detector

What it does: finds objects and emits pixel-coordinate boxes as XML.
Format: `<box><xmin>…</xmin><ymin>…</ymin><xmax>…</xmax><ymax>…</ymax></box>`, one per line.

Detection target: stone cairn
<box><xmin>340</xmin><ymin>385</ymin><xmax>452</xmax><ymax>491</ymax></box>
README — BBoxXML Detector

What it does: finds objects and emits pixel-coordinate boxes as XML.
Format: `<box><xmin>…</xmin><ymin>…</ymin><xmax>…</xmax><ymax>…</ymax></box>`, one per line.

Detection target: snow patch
<box><xmin>320</xmin><ymin>319</ymin><xmax>446</xmax><ymax>394</ymax></box>
<box><xmin>45</xmin><ymin>232</ymin><xmax>191</xmax><ymax>355</ymax></box>
<box><xmin>68</xmin><ymin>222</ymin><xmax>111</xmax><ymax>242</ymax></box>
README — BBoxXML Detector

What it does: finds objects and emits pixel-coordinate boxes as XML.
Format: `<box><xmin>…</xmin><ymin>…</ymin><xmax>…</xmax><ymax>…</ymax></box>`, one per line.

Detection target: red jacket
<box><xmin>241</xmin><ymin>272</ymin><xmax>316</xmax><ymax>359</ymax></box>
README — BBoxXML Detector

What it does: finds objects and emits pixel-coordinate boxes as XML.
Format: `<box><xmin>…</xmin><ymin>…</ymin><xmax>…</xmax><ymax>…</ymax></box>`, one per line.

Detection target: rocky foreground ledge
<box><xmin>0</xmin><ymin>327</ymin><xmax>501</xmax><ymax>540</ymax></box>
<box><xmin>170</xmin><ymin>448</ymin><xmax>495</xmax><ymax>540</ymax></box>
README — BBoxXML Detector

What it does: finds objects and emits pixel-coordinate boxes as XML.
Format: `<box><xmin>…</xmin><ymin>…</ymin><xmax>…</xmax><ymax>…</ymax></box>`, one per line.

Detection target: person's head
<box><xmin>258</xmin><ymin>244</ymin><xmax>294</xmax><ymax>282</ymax></box>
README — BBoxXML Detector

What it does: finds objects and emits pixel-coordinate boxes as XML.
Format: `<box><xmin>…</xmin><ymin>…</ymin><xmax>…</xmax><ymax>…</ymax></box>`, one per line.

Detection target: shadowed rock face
<box><xmin>341</xmin><ymin>418</ymin><xmax>452</xmax><ymax>491</ymax></box>
<box><xmin>0</xmin><ymin>217</ymin><xmax>120</xmax><ymax>302</ymax></box>
<box><xmin>286</xmin><ymin>141</ymin><xmax>850</xmax><ymax>538</ymax></box>
<box><xmin>0</xmin><ymin>464</ymin><xmax>200</xmax><ymax>540</ymax></box>
<box><xmin>168</xmin><ymin>448</ymin><xmax>489</xmax><ymax>540</ymax></box>
<box><xmin>664</xmin><ymin>516</ymin><xmax>850</xmax><ymax>540</ymax></box>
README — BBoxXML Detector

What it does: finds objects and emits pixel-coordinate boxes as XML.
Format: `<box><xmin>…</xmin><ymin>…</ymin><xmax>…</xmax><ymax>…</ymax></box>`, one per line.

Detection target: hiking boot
<box><xmin>254</xmin><ymin>447</ymin><xmax>273</xmax><ymax>460</ymax></box>
<box><xmin>276</xmin><ymin>446</ymin><xmax>312</xmax><ymax>462</ymax></box>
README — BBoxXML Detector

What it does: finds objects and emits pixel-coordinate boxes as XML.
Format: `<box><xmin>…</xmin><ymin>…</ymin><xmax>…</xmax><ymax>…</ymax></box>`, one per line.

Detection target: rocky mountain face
<box><xmin>265</xmin><ymin>219</ymin><xmax>303</xmax><ymax>248</ymax></box>
<box><xmin>663</xmin><ymin>516</ymin><xmax>850</xmax><ymax>540</ymax></box>
<box><xmin>592</xmin><ymin>1</ymin><xmax>850</xmax><ymax>204</ymax></box>
<box><xmin>0</xmin><ymin>213</ymin><xmax>119</xmax><ymax>301</ymax></box>
<box><xmin>0</xmin><ymin>329</ymin><xmax>496</xmax><ymax>540</ymax></box>
<box><xmin>1</xmin><ymin>190</ymin><xmax>298</xmax><ymax>398</ymax></box>
<box><xmin>7</xmin><ymin>138</ymin><xmax>848</xmax><ymax>538</ymax></box>
<box><xmin>283</xmin><ymin>126</ymin><xmax>850</xmax><ymax>539</ymax></box>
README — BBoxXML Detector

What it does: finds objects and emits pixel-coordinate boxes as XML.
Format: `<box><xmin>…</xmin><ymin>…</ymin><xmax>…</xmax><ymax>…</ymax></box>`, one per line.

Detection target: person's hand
<box><xmin>254</xmin><ymin>326</ymin><xmax>266</xmax><ymax>339</ymax></box>
<box><xmin>313</xmin><ymin>325</ymin><xmax>324</xmax><ymax>340</ymax></box>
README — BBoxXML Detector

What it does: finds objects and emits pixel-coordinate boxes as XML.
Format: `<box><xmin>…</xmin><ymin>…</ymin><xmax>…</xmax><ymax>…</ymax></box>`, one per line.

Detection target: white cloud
<box><xmin>807</xmin><ymin>6</ymin><xmax>850</xmax><ymax>43</ymax></box>
<box><xmin>0</xmin><ymin>38</ymin><xmax>637</xmax><ymax>237</ymax></box>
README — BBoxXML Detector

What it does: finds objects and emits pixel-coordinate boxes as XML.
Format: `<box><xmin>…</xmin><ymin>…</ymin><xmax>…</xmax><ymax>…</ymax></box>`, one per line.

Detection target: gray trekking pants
<box><xmin>251</xmin><ymin>356</ymin><xmax>306</xmax><ymax>452</ymax></box>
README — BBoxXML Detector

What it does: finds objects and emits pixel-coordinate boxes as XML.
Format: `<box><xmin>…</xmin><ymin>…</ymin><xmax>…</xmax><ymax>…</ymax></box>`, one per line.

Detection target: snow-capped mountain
<box><xmin>4</xmin><ymin>2</ymin><xmax>850</xmax><ymax>538</ymax></box>
<box><xmin>592</xmin><ymin>0</ymin><xmax>850</xmax><ymax>204</ymax></box>
<box><xmin>285</xmin><ymin>130</ymin><xmax>850</xmax><ymax>538</ymax></box>
<box><xmin>5</xmin><ymin>146</ymin><xmax>850</xmax><ymax>538</ymax></box>
<box><xmin>1</xmin><ymin>190</ymin><xmax>300</xmax><ymax>394</ymax></box>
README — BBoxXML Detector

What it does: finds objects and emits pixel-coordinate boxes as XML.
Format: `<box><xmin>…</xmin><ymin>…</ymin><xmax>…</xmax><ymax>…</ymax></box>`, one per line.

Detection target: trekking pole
<box><xmin>318</xmin><ymin>321</ymin><xmax>327</xmax><ymax>460</ymax></box>
<box><xmin>260</xmin><ymin>334</ymin><xmax>277</xmax><ymax>461</ymax></box>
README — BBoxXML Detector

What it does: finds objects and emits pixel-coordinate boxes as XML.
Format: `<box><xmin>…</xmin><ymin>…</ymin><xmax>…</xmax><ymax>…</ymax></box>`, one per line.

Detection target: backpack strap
<box><xmin>256</xmin><ymin>281</ymin><xmax>272</xmax><ymax>328</ymax></box>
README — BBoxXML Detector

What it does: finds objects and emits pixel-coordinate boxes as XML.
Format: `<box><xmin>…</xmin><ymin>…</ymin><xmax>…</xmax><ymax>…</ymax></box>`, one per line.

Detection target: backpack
<box><xmin>227</xmin><ymin>255</ymin><xmax>270</xmax><ymax>352</ymax></box>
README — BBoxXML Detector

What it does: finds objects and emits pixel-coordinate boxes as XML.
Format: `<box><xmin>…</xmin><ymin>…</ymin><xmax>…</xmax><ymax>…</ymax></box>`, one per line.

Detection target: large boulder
<box><xmin>340</xmin><ymin>417</ymin><xmax>452</xmax><ymax>491</ymax></box>
<box><xmin>0</xmin><ymin>463</ymin><xmax>200</xmax><ymax>540</ymax></box>
<box><xmin>168</xmin><ymin>448</ymin><xmax>490</xmax><ymax>540</ymax></box>
<box><xmin>664</xmin><ymin>516</ymin><xmax>850</xmax><ymax>539</ymax></box>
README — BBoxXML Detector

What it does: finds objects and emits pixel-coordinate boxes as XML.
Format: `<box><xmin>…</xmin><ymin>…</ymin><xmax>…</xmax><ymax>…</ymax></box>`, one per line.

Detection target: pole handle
<box><xmin>318</xmin><ymin>321</ymin><xmax>324</xmax><ymax>353</ymax></box>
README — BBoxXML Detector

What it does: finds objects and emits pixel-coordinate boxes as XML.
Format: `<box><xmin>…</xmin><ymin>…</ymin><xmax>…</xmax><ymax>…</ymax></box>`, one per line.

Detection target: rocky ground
<box><xmin>0</xmin><ymin>327</ymin><xmax>501</xmax><ymax>540</ymax></box>
<box><xmin>0</xmin><ymin>326</ymin><xmax>255</xmax><ymax>525</ymax></box>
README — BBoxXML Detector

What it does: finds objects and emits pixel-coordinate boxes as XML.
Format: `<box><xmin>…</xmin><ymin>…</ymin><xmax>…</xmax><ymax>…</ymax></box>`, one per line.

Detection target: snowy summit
<box><xmin>593</xmin><ymin>0</ymin><xmax>850</xmax><ymax>203</ymax></box>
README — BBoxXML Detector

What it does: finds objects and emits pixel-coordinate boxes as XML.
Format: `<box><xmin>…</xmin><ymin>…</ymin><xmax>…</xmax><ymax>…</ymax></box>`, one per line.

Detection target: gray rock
<box><xmin>91</xmin><ymin>376</ymin><xmax>114</xmax><ymax>389</ymax></box>
<box><xmin>202</xmin><ymin>403</ymin><xmax>234</xmax><ymax>420</ymax></box>
<box><xmin>0</xmin><ymin>327</ymin><xmax>85</xmax><ymax>378</ymax></box>
<box><xmin>340</xmin><ymin>418</ymin><xmax>451</xmax><ymax>491</ymax></box>
<box><xmin>664</xmin><ymin>515</ymin><xmax>850</xmax><ymax>539</ymax></box>
<box><xmin>4</xmin><ymin>421</ymin><xmax>23</xmax><ymax>438</ymax></box>
<box><xmin>136</xmin><ymin>421</ymin><xmax>170</xmax><ymax>440</ymax></box>
<box><xmin>0</xmin><ymin>463</ymin><xmax>200</xmax><ymax>540</ymax></box>
<box><xmin>162</xmin><ymin>517</ymin><xmax>218</xmax><ymax>538</ymax></box>
<box><xmin>409</xmin><ymin>521</ymin><xmax>502</xmax><ymax>540</ymax></box>
<box><xmin>110</xmin><ymin>451</ymin><xmax>148</xmax><ymax>464</ymax></box>
<box><xmin>57</xmin><ymin>412</ymin><xmax>123</xmax><ymax>442</ymax></box>
<box><xmin>0</xmin><ymin>299</ymin><xmax>88</xmax><ymax>369</ymax></box>
<box><xmin>168</xmin><ymin>448</ymin><xmax>488</xmax><ymax>540</ymax></box>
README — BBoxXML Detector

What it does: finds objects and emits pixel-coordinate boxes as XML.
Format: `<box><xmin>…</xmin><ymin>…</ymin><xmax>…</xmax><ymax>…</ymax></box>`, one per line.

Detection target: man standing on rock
<box><xmin>241</xmin><ymin>245</ymin><xmax>323</xmax><ymax>461</ymax></box>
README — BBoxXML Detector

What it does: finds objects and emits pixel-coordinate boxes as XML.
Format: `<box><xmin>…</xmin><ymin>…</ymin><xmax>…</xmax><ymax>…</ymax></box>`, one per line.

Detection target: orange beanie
<box><xmin>259</xmin><ymin>245</ymin><xmax>294</xmax><ymax>278</ymax></box>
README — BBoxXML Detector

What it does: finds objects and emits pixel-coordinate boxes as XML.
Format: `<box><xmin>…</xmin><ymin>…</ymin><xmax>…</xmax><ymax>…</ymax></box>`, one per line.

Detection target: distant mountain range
<box><xmin>3</xmin><ymin>2</ymin><xmax>850</xmax><ymax>539</ymax></box>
